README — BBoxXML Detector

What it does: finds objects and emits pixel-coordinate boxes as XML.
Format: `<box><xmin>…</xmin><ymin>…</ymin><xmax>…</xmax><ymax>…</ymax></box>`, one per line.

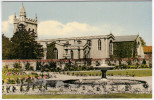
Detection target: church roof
<box><xmin>39</xmin><ymin>34</ymin><xmax>112</xmax><ymax>42</ymax></box>
<box><xmin>113</xmin><ymin>35</ymin><xmax>138</xmax><ymax>42</ymax></box>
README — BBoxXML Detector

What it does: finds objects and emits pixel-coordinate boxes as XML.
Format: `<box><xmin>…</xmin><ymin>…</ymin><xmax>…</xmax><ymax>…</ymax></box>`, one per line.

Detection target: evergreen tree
<box><xmin>11</xmin><ymin>26</ymin><xmax>44</xmax><ymax>59</ymax></box>
<box><xmin>140</xmin><ymin>37</ymin><xmax>146</xmax><ymax>46</ymax></box>
<box><xmin>2</xmin><ymin>34</ymin><xmax>12</xmax><ymax>59</ymax></box>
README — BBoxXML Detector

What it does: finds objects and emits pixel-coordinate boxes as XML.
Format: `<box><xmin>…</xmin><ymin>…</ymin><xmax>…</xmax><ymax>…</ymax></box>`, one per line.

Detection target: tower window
<box><xmin>98</xmin><ymin>39</ymin><xmax>101</xmax><ymax>50</ymax></box>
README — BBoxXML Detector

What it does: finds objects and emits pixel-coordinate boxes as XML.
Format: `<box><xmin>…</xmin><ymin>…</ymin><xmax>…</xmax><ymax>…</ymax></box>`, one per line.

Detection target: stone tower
<box><xmin>13</xmin><ymin>3</ymin><xmax>37</xmax><ymax>37</ymax></box>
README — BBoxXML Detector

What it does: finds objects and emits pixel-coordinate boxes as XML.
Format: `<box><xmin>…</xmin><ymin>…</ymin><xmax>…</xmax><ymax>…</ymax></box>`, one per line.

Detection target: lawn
<box><xmin>2</xmin><ymin>93</ymin><xmax>152</xmax><ymax>99</ymax></box>
<box><xmin>67</xmin><ymin>69</ymin><xmax>152</xmax><ymax>77</ymax></box>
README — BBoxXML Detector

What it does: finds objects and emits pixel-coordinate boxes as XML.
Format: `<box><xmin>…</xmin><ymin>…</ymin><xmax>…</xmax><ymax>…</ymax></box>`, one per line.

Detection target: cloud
<box><xmin>38</xmin><ymin>20</ymin><xmax>99</xmax><ymax>37</ymax></box>
<box><xmin>2</xmin><ymin>15</ymin><xmax>14</xmax><ymax>33</ymax></box>
<box><xmin>38</xmin><ymin>20</ymin><xmax>125</xmax><ymax>39</ymax></box>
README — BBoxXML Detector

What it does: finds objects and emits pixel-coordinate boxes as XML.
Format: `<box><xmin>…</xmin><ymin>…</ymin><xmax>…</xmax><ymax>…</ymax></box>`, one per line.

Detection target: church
<box><xmin>13</xmin><ymin>4</ymin><xmax>145</xmax><ymax>61</ymax></box>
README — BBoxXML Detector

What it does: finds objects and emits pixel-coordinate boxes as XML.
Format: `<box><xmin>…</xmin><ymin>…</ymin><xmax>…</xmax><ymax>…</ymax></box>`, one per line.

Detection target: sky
<box><xmin>2</xmin><ymin>1</ymin><xmax>152</xmax><ymax>45</ymax></box>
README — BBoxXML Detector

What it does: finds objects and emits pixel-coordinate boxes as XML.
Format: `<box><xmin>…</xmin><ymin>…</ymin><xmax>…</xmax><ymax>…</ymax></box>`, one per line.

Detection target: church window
<box><xmin>71</xmin><ymin>50</ymin><xmax>74</xmax><ymax>59</ymax></box>
<box><xmin>65</xmin><ymin>49</ymin><xmax>68</xmax><ymax>55</ymax></box>
<box><xmin>54</xmin><ymin>48</ymin><xmax>58</xmax><ymax>59</ymax></box>
<box><xmin>78</xmin><ymin>49</ymin><xmax>80</xmax><ymax>59</ymax></box>
<box><xmin>77</xmin><ymin>40</ymin><xmax>82</xmax><ymax>44</ymax></box>
<box><xmin>87</xmin><ymin>40</ymin><xmax>92</xmax><ymax>46</ymax></box>
<box><xmin>109</xmin><ymin>40</ymin><xmax>113</xmax><ymax>55</ymax></box>
<box><xmin>28</xmin><ymin>28</ymin><xmax>30</xmax><ymax>32</ymax></box>
<box><xmin>98</xmin><ymin>39</ymin><xmax>101</xmax><ymax>50</ymax></box>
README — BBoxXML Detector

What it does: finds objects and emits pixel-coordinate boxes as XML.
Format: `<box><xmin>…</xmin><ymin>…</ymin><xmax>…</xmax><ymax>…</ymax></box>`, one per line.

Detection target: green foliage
<box><xmin>47</xmin><ymin>42</ymin><xmax>56</xmax><ymax>59</ymax></box>
<box><xmin>10</xmin><ymin>29</ymin><xmax>44</xmax><ymax>59</ymax></box>
<box><xmin>2</xmin><ymin>93</ymin><xmax>152</xmax><ymax>99</ymax></box>
<box><xmin>142</xmin><ymin>59</ymin><xmax>146</xmax><ymax>65</ymax></box>
<box><xmin>36</xmin><ymin>61</ymin><xmax>41</xmax><ymax>71</ymax></box>
<box><xmin>113</xmin><ymin>42</ymin><xmax>137</xmax><ymax>58</ymax></box>
<box><xmin>140</xmin><ymin>37</ymin><xmax>146</xmax><ymax>46</ymax></box>
<box><xmin>7</xmin><ymin>78</ymin><xmax>15</xmax><ymax>84</ymax></box>
<box><xmin>13</xmin><ymin>63</ymin><xmax>22</xmax><ymax>69</ymax></box>
<box><xmin>2</xmin><ymin>34</ymin><xmax>12</xmax><ymax>59</ymax></box>
<box><xmin>36</xmin><ymin>61</ymin><xmax>58</xmax><ymax>72</ymax></box>
<box><xmin>127</xmin><ymin>59</ymin><xmax>132</xmax><ymax>65</ymax></box>
<box><xmin>25</xmin><ymin>62</ymin><xmax>33</xmax><ymax>71</ymax></box>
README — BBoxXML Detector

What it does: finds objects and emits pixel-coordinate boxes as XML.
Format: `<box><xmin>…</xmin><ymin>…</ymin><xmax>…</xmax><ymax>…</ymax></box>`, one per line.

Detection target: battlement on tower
<box><xmin>26</xmin><ymin>18</ymin><xmax>37</xmax><ymax>24</ymax></box>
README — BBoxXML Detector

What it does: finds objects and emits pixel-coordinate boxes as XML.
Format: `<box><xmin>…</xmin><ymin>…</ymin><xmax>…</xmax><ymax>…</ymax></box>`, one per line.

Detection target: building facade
<box><xmin>13</xmin><ymin>4</ymin><xmax>37</xmax><ymax>37</ymax></box>
<box><xmin>13</xmin><ymin>4</ymin><xmax>145</xmax><ymax>61</ymax></box>
<box><xmin>113</xmin><ymin>35</ymin><xmax>145</xmax><ymax>58</ymax></box>
<box><xmin>39</xmin><ymin>34</ymin><xmax>115</xmax><ymax>60</ymax></box>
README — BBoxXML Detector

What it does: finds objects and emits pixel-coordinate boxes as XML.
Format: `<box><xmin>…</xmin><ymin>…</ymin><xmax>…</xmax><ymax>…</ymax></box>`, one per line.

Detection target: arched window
<box><xmin>78</xmin><ymin>49</ymin><xmax>80</xmax><ymax>59</ymax></box>
<box><xmin>98</xmin><ymin>39</ymin><xmax>101</xmax><ymax>50</ymax></box>
<box><xmin>28</xmin><ymin>28</ymin><xmax>31</xmax><ymax>32</ymax></box>
<box><xmin>70</xmin><ymin>50</ymin><xmax>74</xmax><ymax>59</ymax></box>
<box><xmin>109</xmin><ymin>40</ymin><xmax>113</xmax><ymax>55</ymax></box>
<box><xmin>87</xmin><ymin>40</ymin><xmax>91</xmax><ymax>46</ymax></box>
<box><xmin>54</xmin><ymin>48</ymin><xmax>58</xmax><ymax>59</ymax></box>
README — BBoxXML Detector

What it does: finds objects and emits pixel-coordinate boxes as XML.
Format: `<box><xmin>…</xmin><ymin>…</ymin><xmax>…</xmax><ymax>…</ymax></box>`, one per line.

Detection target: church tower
<box><xmin>13</xmin><ymin>3</ymin><xmax>38</xmax><ymax>37</ymax></box>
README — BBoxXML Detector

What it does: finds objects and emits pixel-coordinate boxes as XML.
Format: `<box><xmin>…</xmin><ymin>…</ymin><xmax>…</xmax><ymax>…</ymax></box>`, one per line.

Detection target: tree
<box><xmin>47</xmin><ymin>42</ymin><xmax>56</xmax><ymax>59</ymax></box>
<box><xmin>2</xmin><ymin>34</ymin><xmax>12</xmax><ymax>59</ymax></box>
<box><xmin>140</xmin><ymin>37</ymin><xmax>146</xmax><ymax>46</ymax></box>
<box><xmin>11</xmin><ymin>27</ymin><xmax>44</xmax><ymax>59</ymax></box>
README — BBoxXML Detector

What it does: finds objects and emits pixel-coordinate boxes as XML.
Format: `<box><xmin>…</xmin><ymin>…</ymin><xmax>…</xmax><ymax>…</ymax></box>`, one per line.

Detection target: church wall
<box><xmin>90</xmin><ymin>38</ymin><xmax>107</xmax><ymax>59</ymax></box>
<box><xmin>73</xmin><ymin>49</ymin><xmax>79</xmax><ymax>59</ymax></box>
<box><xmin>136</xmin><ymin>36</ymin><xmax>144</xmax><ymax>58</ymax></box>
<box><xmin>55</xmin><ymin>44</ymin><xmax>64</xmax><ymax>59</ymax></box>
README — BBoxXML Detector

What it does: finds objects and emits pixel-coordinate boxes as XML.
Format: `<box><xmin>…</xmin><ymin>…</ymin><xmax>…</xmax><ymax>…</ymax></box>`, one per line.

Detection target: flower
<box><xmin>11</xmin><ymin>78</ymin><xmax>14</xmax><ymax>80</ymax></box>
<box><xmin>38</xmin><ymin>76</ymin><xmax>42</xmax><ymax>79</ymax></box>
<box><xmin>43</xmin><ymin>76</ymin><xmax>47</xmax><ymax>79</ymax></box>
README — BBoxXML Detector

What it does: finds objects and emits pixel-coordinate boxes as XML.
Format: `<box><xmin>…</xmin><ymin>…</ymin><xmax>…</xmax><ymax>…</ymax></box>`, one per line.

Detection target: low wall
<box><xmin>2</xmin><ymin>58</ymin><xmax>152</xmax><ymax>71</ymax></box>
<box><xmin>2</xmin><ymin>59</ymin><xmax>102</xmax><ymax>71</ymax></box>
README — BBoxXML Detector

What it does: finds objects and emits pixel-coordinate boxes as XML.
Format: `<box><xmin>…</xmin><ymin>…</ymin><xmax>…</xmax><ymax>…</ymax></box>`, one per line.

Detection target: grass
<box><xmin>68</xmin><ymin>69</ymin><xmax>152</xmax><ymax>77</ymax></box>
<box><xmin>2</xmin><ymin>93</ymin><xmax>152</xmax><ymax>99</ymax></box>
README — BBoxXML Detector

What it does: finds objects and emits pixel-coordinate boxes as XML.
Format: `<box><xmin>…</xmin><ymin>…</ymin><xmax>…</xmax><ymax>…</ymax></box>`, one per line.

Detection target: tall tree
<box><xmin>140</xmin><ymin>37</ymin><xmax>146</xmax><ymax>46</ymax></box>
<box><xmin>47</xmin><ymin>42</ymin><xmax>56</xmax><ymax>59</ymax></box>
<box><xmin>11</xmin><ymin>25</ymin><xmax>44</xmax><ymax>59</ymax></box>
<box><xmin>2</xmin><ymin>34</ymin><xmax>12</xmax><ymax>59</ymax></box>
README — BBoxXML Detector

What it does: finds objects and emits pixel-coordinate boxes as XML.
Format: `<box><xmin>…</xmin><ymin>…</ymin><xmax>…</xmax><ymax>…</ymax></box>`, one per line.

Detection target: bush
<box><xmin>142</xmin><ymin>59</ymin><xmax>146</xmax><ymax>65</ymax></box>
<box><xmin>25</xmin><ymin>62</ymin><xmax>33</xmax><ymax>71</ymax></box>
<box><xmin>31</xmin><ymin>72</ymin><xmax>38</xmax><ymax>75</ymax></box>
<box><xmin>13</xmin><ymin>63</ymin><xmax>22</xmax><ymax>69</ymax></box>
<box><xmin>7</xmin><ymin>78</ymin><xmax>15</xmax><ymax>84</ymax></box>
<box><xmin>127</xmin><ymin>60</ymin><xmax>132</xmax><ymax>65</ymax></box>
<box><xmin>140</xmin><ymin>64</ymin><xmax>149</xmax><ymax>68</ymax></box>
<box><xmin>149</xmin><ymin>63</ymin><xmax>152</xmax><ymax>68</ymax></box>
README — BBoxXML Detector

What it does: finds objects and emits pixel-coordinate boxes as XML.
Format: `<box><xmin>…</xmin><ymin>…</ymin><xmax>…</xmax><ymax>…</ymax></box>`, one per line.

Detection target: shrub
<box><xmin>127</xmin><ymin>60</ymin><xmax>132</xmax><ymax>65</ymax></box>
<box><xmin>31</xmin><ymin>72</ymin><xmax>38</xmax><ymax>75</ymax></box>
<box><xmin>67</xmin><ymin>72</ymin><xmax>69</xmax><ymax>75</ymax></box>
<box><xmin>72</xmin><ymin>72</ymin><xmax>74</xmax><ymax>76</ymax></box>
<box><xmin>149</xmin><ymin>63</ymin><xmax>152</xmax><ymax>68</ymax></box>
<box><xmin>142</xmin><ymin>59</ymin><xmax>146</xmax><ymax>65</ymax></box>
<box><xmin>25</xmin><ymin>62</ymin><xmax>33</xmax><ymax>71</ymax></box>
<box><xmin>7</xmin><ymin>78</ymin><xmax>15</xmax><ymax>84</ymax></box>
<box><xmin>13</xmin><ymin>63</ymin><xmax>22</xmax><ymax>69</ymax></box>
